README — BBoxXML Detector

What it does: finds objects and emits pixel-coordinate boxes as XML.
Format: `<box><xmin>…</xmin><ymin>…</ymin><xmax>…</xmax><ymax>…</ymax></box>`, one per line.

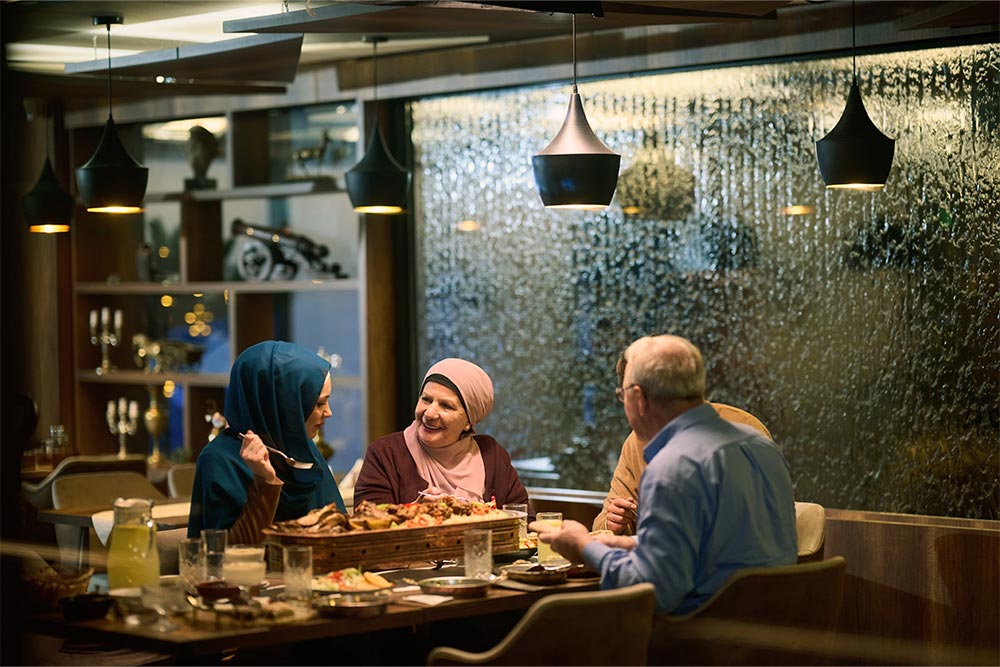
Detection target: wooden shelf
<box><xmin>75</xmin><ymin>279</ymin><xmax>360</xmax><ymax>295</ymax></box>
<box><xmin>70</xmin><ymin>106</ymin><xmax>367</xmax><ymax>460</ymax></box>
<box><xmin>76</xmin><ymin>370</ymin><xmax>361</xmax><ymax>389</ymax></box>
<box><xmin>76</xmin><ymin>370</ymin><xmax>230</xmax><ymax>387</ymax></box>
<box><xmin>144</xmin><ymin>179</ymin><xmax>345</xmax><ymax>203</ymax></box>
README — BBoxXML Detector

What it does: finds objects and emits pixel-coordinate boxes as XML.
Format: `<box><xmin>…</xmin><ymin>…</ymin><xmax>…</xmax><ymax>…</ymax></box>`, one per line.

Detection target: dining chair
<box><xmin>166</xmin><ymin>463</ymin><xmax>197</xmax><ymax>498</ymax></box>
<box><xmin>51</xmin><ymin>472</ymin><xmax>167</xmax><ymax>570</ymax></box>
<box><xmin>426</xmin><ymin>582</ymin><xmax>656</xmax><ymax>666</ymax></box>
<box><xmin>794</xmin><ymin>501</ymin><xmax>826</xmax><ymax>561</ymax></box>
<box><xmin>22</xmin><ymin>454</ymin><xmax>148</xmax><ymax>511</ymax></box>
<box><xmin>648</xmin><ymin>556</ymin><xmax>847</xmax><ymax>665</ymax></box>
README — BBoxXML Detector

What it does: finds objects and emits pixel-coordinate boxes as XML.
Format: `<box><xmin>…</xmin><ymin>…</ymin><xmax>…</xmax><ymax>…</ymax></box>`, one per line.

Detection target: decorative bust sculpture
<box><xmin>185</xmin><ymin>125</ymin><xmax>220</xmax><ymax>190</ymax></box>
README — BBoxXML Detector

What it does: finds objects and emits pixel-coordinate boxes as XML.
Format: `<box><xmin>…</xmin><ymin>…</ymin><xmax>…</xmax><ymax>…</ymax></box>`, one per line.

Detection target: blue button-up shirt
<box><xmin>582</xmin><ymin>403</ymin><xmax>797</xmax><ymax>614</ymax></box>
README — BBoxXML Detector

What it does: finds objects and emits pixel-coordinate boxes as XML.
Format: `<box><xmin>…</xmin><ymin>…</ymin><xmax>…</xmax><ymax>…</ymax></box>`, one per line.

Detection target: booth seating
<box><xmin>427</xmin><ymin>583</ymin><xmax>656</xmax><ymax>666</ymax></box>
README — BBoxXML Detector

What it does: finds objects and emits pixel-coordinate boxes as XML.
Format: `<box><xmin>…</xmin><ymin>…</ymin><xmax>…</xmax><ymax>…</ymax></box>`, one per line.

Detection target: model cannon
<box><xmin>231</xmin><ymin>218</ymin><xmax>346</xmax><ymax>281</ymax></box>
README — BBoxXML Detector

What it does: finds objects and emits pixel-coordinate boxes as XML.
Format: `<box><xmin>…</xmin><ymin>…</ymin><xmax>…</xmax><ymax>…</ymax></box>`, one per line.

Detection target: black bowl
<box><xmin>61</xmin><ymin>593</ymin><xmax>113</xmax><ymax>621</ymax></box>
<box><xmin>196</xmin><ymin>580</ymin><xmax>241</xmax><ymax>602</ymax></box>
<box><xmin>493</xmin><ymin>547</ymin><xmax>537</xmax><ymax>564</ymax></box>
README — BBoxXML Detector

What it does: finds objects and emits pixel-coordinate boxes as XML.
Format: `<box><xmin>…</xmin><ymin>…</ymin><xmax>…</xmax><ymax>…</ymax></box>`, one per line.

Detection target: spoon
<box><xmin>233</xmin><ymin>430</ymin><xmax>314</xmax><ymax>469</ymax></box>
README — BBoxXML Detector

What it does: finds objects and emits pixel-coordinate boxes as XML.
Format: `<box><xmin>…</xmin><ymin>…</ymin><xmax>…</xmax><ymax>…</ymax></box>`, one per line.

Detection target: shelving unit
<box><xmin>69</xmin><ymin>106</ymin><xmax>367</xmax><ymax>470</ymax></box>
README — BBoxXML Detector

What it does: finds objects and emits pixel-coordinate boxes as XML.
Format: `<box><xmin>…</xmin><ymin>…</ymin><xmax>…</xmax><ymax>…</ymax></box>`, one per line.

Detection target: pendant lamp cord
<box><xmin>572</xmin><ymin>13</ymin><xmax>578</xmax><ymax>94</ymax></box>
<box><xmin>371</xmin><ymin>39</ymin><xmax>380</xmax><ymax>136</ymax></box>
<box><xmin>851</xmin><ymin>0</ymin><xmax>857</xmax><ymax>85</ymax></box>
<box><xmin>105</xmin><ymin>22</ymin><xmax>113</xmax><ymax>121</ymax></box>
<box><xmin>373</xmin><ymin>40</ymin><xmax>379</xmax><ymax>106</ymax></box>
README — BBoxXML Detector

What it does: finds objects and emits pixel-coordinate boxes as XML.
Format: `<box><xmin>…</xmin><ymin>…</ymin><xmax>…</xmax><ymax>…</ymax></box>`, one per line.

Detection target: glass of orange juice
<box><xmin>535</xmin><ymin>512</ymin><xmax>563</xmax><ymax>563</ymax></box>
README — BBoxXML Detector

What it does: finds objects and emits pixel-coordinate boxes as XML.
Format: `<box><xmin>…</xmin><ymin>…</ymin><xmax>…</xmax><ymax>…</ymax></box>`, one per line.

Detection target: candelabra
<box><xmin>107</xmin><ymin>397</ymin><xmax>138</xmax><ymax>459</ymax></box>
<box><xmin>90</xmin><ymin>307</ymin><xmax>122</xmax><ymax>374</ymax></box>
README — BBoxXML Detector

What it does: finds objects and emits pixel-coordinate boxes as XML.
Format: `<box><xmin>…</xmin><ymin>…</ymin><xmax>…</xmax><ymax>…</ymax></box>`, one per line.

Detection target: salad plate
<box><xmin>312</xmin><ymin>567</ymin><xmax>394</xmax><ymax>593</ymax></box>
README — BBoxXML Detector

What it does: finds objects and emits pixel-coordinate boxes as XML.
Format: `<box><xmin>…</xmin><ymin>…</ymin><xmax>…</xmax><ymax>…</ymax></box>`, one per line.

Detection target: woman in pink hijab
<box><xmin>354</xmin><ymin>358</ymin><xmax>531</xmax><ymax>513</ymax></box>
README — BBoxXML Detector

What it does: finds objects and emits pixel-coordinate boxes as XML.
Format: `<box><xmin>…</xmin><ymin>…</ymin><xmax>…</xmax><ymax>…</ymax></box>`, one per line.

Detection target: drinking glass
<box><xmin>464</xmin><ymin>529</ymin><xmax>492</xmax><ymax>580</ymax></box>
<box><xmin>48</xmin><ymin>425</ymin><xmax>67</xmax><ymax>461</ymax></box>
<box><xmin>283</xmin><ymin>545</ymin><xmax>312</xmax><ymax>602</ymax></box>
<box><xmin>502</xmin><ymin>503</ymin><xmax>528</xmax><ymax>545</ymax></box>
<box><xmin>223</xmin><ymin>545</ymin><xmax>266</xmax><ymax>588</ymax></box>
<box><xmin>178</xmin><ymin>538</ymin><xmax>203</xmax><ymax>593</ymax></box>
<box><xmin>535</xmin><ymin>512</ymin><xmax>564</xmax><ymax>564</ymax></box>
<box><xmin>140</xmin><ymin>582</ymin><xmax>179</xmax><ymax>633</ymax></box>
<box><xmin>200</xmin><ymin>529</ymin><xmax>227</xmax><ymax>582</ymax></box>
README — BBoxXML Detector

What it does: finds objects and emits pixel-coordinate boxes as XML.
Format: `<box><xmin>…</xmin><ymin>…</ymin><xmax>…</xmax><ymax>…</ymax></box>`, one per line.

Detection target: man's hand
<box><xmin>529</xmin><ymin>519</ymin><xmax>591</xmax><ymax>563</ymax></box>
<box><xmin>593</xmin><ymin>532</ymin><xmax>637</xmax><ymax>551</ymax></box>
<box><xmin>239</xmin><ymin>429</ymin><xmax>279</xmax><ymax>484</ymax></box>
<box><xmin>606</xmin><ymin>496</ymin><xmax>638</xmax><ymax>534</ymax></box>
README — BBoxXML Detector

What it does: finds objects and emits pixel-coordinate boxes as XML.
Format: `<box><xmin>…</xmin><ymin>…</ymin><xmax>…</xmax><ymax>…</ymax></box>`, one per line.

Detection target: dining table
<box><xmin>36</xmin><ymin>501</ymin><xmax>191</xmax><ymax>570</ymax></box>
<box><xmin>25</xmin><ymin>564</ymin><xmax>601</xmax><ymax>665</ymax></box>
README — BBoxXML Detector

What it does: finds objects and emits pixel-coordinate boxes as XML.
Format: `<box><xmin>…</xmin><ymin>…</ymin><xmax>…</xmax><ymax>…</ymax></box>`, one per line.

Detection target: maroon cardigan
<box><xmin>354</xmin><ymin>431</ymin><xmax>533</xmax><ymax>517</ymax></box>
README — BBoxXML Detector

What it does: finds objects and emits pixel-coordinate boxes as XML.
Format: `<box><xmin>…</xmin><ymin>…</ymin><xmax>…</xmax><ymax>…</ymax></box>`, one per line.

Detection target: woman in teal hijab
<box><xmin>188</xmin><ymin>341</ymin><xmax>345</xmax><ymax>544</ymax></box>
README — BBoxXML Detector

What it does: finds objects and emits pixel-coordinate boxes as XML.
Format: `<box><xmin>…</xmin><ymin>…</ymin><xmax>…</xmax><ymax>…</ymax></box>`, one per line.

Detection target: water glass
<box><xmin>223</xmin><ymin>545</ymin><xmax>266</xmax><ymax>588</ymax></box>
<box><xmin>140</xmin><ymin>581</ymin><xmax>179</xmax><ymax>633</ymax></box>
<box><xmin>158</xmin><ymin>575</ymin><xmax>191</xmax><ymax>612</ymax></box>
<box><xmin>502</xmin><ymin>503</ymin><xmax>528</xmax><ymax>544</ymax></box>
<box><xmin>283</xmin><ymin>545</ymin><xmax>312</xmax><ymax>601</ymax></box>
<box><xmin>535</xmin><ymin>512</ymin><xmax>564</xmax><ymax>564</ymax></box>
<box><xmin>200</xmin><ymin>529</ymin><xmax>227</xmax><ymax>582</ymax></box>
<box><xmin>464</xmin><ymin>529</ymin><xmax>492</xmax><ymax>580</ymax></box>
<box><xmin>178</xmin><ymin>537</ymin><xmax>203</xmax><ymax>593</ymax></box>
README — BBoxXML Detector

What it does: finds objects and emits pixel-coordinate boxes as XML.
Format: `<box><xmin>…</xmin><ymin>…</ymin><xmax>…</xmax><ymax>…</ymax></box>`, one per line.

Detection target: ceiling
<box><xmin>3</xmin><ymin>0</ymin><xmax>997</xmax><ymax>105</ymax></box>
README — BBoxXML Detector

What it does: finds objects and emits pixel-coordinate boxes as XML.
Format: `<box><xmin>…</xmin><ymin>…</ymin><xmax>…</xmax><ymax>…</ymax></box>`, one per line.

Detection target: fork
<box><xmin>234</xmin><ymin>431</ymin><xmax>314</xmax><ymax>469</ymax></box>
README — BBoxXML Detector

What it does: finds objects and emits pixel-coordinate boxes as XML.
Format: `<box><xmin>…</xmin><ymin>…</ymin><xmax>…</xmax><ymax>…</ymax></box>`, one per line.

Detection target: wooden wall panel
<box><xmin>364</xmin><ymin>215</ymin><xmax>400</xmax><ymax>441</ymax></box>
<box><xmin>824</xmin><ymin>509</ymin><xmax>999</xmax><ymax>662</ymax></box>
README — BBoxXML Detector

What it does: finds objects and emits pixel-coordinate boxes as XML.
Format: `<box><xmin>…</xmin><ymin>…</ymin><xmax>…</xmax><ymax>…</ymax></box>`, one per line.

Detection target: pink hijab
<box><xmin>403</xmin><ymin>358</ymin><xmax>494</xmax><ymax>501</ymax></box>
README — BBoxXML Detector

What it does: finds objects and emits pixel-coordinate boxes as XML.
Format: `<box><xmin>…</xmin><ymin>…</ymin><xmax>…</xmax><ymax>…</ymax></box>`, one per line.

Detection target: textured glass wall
<box><xmin>410</xmin><ymin>44</ymin><xmax>999</xmax><ymax>519</ymax></box>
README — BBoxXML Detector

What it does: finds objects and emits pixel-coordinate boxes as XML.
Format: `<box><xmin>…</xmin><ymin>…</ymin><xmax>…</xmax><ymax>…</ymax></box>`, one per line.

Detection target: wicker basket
<box><xmin>264</xmin><ymin>514</ymin><xmax>520</xmax><ymax>573</ymax></box>
<box><xmin>24</xmin><ymin>566</ymin><xmax>94</xmax><ymax>611</ymax></box>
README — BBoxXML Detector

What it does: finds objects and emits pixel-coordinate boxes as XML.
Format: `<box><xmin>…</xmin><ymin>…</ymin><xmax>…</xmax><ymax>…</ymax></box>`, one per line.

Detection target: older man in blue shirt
<box><xmin>533</xmin><ymin>334</ymin><xmax>797</xmax><ymax>614</ymax></box>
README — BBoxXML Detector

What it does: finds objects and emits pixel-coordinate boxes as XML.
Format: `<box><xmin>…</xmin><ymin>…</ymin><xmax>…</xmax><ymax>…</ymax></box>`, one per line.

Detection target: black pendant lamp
<box><xmin>76</xmin><ymin>16</ymin><xmax>148</xmax><ymax>214</ymax></box>
<box><xmin>532</xmin><ymin>14</ymin><xmax>620</xmax><ymax>210</ymax></box>
<box><xmin>23</xmin><ymin>154</ymin><xmax>74</xmax><ymax>233</ymax></box>
<box><xmin>346</xmin><ymin>36</ymin><xmax>410</xmax><ymax>215</ymax></box>
<box><xmin>815</xmin><ymin>0</ymin><xmax>894</xmax><ymax>191</ymax></box>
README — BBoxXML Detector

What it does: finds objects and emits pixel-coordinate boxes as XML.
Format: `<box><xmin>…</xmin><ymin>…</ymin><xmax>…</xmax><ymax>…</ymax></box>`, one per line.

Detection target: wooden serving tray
<box><xmin>263</xmin><ymin>513</ymin><xmax>520</xmax><ymax>572</ymax></box>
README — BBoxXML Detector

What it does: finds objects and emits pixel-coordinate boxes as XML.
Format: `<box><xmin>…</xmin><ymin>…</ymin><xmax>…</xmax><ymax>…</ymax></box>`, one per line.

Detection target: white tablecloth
<box><xmin>92</xmin><ymin>501</ymin><xmax>191</xmax><ymax>545</ymax></box>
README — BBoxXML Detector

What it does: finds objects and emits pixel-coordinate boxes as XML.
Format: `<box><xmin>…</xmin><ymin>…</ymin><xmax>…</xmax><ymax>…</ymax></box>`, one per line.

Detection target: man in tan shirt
<box><xmin>592</xmin><ymin>352</ymin><xmax>772</xmax><ymax>535</ymax></box>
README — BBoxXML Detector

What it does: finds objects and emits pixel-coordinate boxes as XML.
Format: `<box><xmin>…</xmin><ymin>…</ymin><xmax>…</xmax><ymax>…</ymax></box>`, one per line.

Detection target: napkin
<box><xmin>392</xmin><ymin>585</ymin><xmax>421</xmax><ymax>594</ymax></box>
<box><xmin>401</xmin><ymin>594</ymin><xmax>453</xmax><ymax>606</ymax></box>
<box><xmin>92</xmin><ymin>501</ymin><xmax>192</xmax><ymax>545</ymax></box>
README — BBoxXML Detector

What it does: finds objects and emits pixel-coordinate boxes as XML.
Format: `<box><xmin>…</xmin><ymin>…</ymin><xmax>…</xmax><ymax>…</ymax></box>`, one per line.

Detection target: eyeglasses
<box><xmin>615</xmin><ymin>384</ymin><xmax>642</xmax><ymax>402</ymax></box>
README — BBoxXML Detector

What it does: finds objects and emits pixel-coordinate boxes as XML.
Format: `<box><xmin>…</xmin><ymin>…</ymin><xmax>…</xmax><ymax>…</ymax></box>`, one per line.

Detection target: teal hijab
<box><xmin>188</xmin><ymin>341</ymin><xmax>344</xmax><ymax>538</ymax></box>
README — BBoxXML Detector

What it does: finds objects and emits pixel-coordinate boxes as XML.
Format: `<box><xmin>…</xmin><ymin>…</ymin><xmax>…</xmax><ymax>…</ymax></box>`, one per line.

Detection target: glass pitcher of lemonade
<box><xmin>107</xmin><ymin>498</ymin><xmax>160</xmax><ymax>589</ymax></box>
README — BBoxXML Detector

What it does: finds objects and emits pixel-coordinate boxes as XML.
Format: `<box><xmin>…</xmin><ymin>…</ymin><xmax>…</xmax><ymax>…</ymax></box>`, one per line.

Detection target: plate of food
<box><xmin>566</xmin><ymin>563</ymin><xmax>600</xmax><ymax>579</ymax></box>
<box><xmin>312</xmin><ymin>567</ymin><xmax>393</xmax><ymax>593</ymax></box>
<box><xmin>501</xmin><ymin>563</ymin><xmax>571</xmax><ymax>585</ymax></box>
<box><xmin>417</xmin><ymin>576</ymin><xmax>492</xmax><ymax>598</ymax></box>
<box><xmin>312</xmin><ymin>589</ymin><xmax>391</xmax><ymax>618</ymax></box>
